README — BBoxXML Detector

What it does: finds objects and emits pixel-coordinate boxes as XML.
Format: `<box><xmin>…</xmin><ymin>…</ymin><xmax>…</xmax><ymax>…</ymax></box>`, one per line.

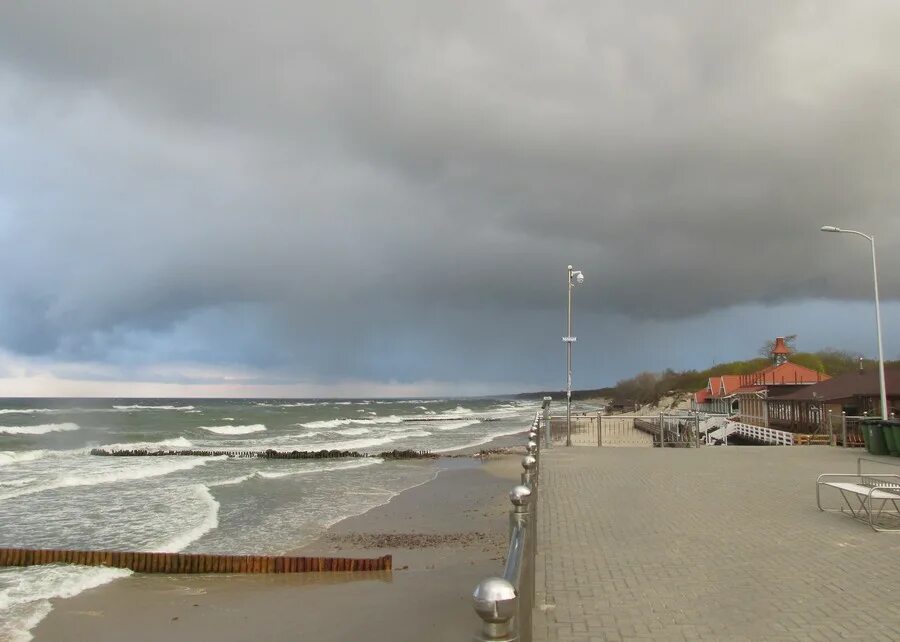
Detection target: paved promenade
<box><xmin>535</xmin><ymin>446</ymin><xmax>900</xmax><ymax>641</ymax></box>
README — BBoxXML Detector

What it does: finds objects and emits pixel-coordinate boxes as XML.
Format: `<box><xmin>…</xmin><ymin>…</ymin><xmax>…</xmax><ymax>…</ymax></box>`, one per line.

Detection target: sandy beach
<box><xmin>31</xmin><ymin>453</ymin><xmax>522</xmax><ymax>641</ymax></box>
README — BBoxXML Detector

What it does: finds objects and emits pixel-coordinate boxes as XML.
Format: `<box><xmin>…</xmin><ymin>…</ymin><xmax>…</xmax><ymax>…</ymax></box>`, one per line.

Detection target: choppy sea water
<box><xmin>0</xmin><ymin>397</ymin><xmax>535</xmax><ymax>641</ymax></box>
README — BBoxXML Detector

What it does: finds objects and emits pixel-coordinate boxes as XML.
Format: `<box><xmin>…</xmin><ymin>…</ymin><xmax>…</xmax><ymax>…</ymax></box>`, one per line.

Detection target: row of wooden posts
<box><xmin>0</xmin><ymin>547</ymin><xmax>392</xmax><ymax>573</ymax></box>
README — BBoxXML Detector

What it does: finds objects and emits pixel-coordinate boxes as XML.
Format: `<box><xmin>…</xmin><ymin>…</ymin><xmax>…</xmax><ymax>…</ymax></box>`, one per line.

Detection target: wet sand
<box><xmin>32</xmin><ymin>454</ymin><xmax>522</xmax><ymax>642</ymax></box>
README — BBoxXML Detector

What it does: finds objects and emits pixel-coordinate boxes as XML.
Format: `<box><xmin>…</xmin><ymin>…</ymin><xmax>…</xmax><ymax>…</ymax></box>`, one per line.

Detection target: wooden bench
<box><xmin>817</xmin><ymin>472</ymin><xmax>900</xmax><ymax>532</ymax></box>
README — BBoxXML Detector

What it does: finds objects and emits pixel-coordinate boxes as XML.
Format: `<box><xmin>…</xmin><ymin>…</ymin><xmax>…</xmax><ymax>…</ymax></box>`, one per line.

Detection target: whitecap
<box><xmin>0</xmin><ymin>450</ymin><xmax>46</xmax><ymax>467</ymax></box>
<box><xmin>0</xmin><ymin>409</ymin><xmax>56</xmax><ymax>415</ymax></box>
<box><xmin>157</xmin><ymin>484</ymin><xmax>219</xmax><ymax>552</ymax></box>
<box><xmin>437</xmin><ymin>419</ymin><xmax>480</xmax><ymax>431</ymax></box>
<box><xmin>0</xmin><ymin>456</ymin><xmax>222</xmax><ymax>501</ymax></box>
<box><xmin>299</xmin><ymin>418</ymin><xmax>353</xmax><ymax>429</ymax></box>
<box><xmin>431</xmin><ymin>426</ymin><xmax>527</xmax><ymax>453</ymax></box>
<box><xmin>0</xmin><ymin>423</ymin><xmax>79</xmax><ymax>436</ymax></box>
<box><xmin>112</xmin><ymin>405</ymin><xmax>195</xmax><ymax>411</ymax></box>
<box><xmin>330</xmin><ymin>427</ymin><xmax>370</xmax><ymax>436</ymax></box>
<box><xmin>99</xmin><ymin>437</ymin><xmax>193</xmax><ymax>451</ymax></box>
<box><xmin>0</xmin><ymin>565</ymin><xmax>132</xmax><ymax>642</ymax></box>
<box><xmin>199</xmin><ymin>425</ymin><xmax>266</xmax><ymax>436</ymax></box>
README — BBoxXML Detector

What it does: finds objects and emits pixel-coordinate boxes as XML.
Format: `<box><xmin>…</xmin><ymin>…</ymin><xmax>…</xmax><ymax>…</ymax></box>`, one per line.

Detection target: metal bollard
<box><xmin>542</xmin><ymin>397</ymin><xmax>552</xmax><ymax>448</ymax></box>
<box><xmin>507</xmin><ymin>485</ymin><xmax>533</xmax><ymax>642</ymax></box>
<box><xmin>521</xmin><ymin>455</ymin><xmax>537</xmax><ymax>488</ymax></box>
<box><xmin>526</xmin><ymin>440</ymin><xmax>537</xmax><ymax>456</ymax></box>
<box><xmin>473</xmin><ymin>577</ymin><xmax>518</xmax><ymax>641</ymax></box>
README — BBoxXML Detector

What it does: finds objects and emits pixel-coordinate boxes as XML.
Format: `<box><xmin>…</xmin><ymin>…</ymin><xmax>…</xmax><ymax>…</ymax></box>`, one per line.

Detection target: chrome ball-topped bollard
<box><xmin>509</xmin><ymin>484</ymin><xmax>532</xmax><ymax>512</ymax></box>
<box><xmin>473</xmin><ymin>576</ymin><xmax>518</xmax><ymax>641</ymax></box>
<box><xmin>526</xmin><ymin>440</ymin><xmax>537</xmax><ymax>456</ymax></box>
<box><xmin>521</xmin><ymin>454</ymin><xmax>537</xmax><ymax>487</ymax></box>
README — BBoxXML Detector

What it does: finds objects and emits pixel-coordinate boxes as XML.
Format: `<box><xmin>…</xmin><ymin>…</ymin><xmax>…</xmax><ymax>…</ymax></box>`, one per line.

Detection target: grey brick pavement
<box><xmin>534</xmin><ymin>446</ymin><xmax>900</xmax><ymax>641</ymax></box>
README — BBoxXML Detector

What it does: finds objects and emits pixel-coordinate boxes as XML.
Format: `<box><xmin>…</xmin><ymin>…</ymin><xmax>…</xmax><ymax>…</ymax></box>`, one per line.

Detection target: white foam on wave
<box><xmin>431</xmin><ymin>425</ymin><xmax>527</xmax><ymax>453</ymax></box>
<box><xmin>0</xmin><ymin>450</ymin><xmax>46</xmax><ymax>467</ymax></box>
<box><xmin>331</xmin><ymin>427</ymin><xmax>370</xmax><ymax>436</ymax></box>
<box><xmin>0</xmin><ymin>409</ymin><xmax>56</xmax><ymax>415</ymax></box>
<box><xmin>210</xmin><ymin>458</ymin><xmax>381</xmax><ymax>487</ymax></box>
<box><xmin>0</xmin><ymin>423</ymin><xmax>79</xmax><ymax>436</ymax></box>
<box><xmin>199</xmin><ymin>424</ymin><xmax>266</xmax><ymax>436</ymax></box>
<box><xmin>112</xmin><ymin>405</ymin><xmax>195</xmax><ymax>411</ymax></box>
<box><xmin>0</xmin><ymin>564</ymin><xmax>132</xmax><ymax>642</ymax></box>
<box><xmin>299</xmin><ymin>418</ymin><xmax>352</xmax><ymax>429</ymax></box>
<box><xmin>300</xmin><ymin>415</ymin><xmax>404</xmax><ymax>429</ymax></box>
<box><xmin>157</xmin><ymin>484</ymin><xmax>220</xmax><ymax>552</ymax></box>
<box><xmin>99</xmin><ymin>437</ymin><xmax>193</xmax><ymax>451</ymax></box>
<box><xmin>0</xmin><ymin>456</ymin><xmax>222</xmax><ymax>502</ymax></box>
<box><xmin>437</xmin><ymin>419</ymin><xmax>480</xmax><ymax>431</ymax></box>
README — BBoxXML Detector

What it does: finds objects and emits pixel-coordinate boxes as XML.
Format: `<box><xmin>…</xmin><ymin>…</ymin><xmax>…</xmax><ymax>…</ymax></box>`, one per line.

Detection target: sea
<box><xmin>0</xmin><ymin>396</ymin><xmax>536</xmax><ymax>641</ymax></box>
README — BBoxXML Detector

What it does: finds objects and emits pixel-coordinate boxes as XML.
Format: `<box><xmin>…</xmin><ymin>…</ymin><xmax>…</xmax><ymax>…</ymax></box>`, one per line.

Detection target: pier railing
<box><xmin>471</xmin><ymin>399</ymin><xmax>547</xmax><ymax>642</ymax></box>
<box><xmin>549</xmin><ymin>411</ymin><xmax>717</xmax><ymax>448</ymax></box>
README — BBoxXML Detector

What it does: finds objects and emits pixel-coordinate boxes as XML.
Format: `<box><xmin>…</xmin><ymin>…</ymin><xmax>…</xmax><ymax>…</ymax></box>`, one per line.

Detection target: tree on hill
<box><xmin>758</xmin><ymin>334</ymin><xmax>797</xmax><ymax>357</ymax></box>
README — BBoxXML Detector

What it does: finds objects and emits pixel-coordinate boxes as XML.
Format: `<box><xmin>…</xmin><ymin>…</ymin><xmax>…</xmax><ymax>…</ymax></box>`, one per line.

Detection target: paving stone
<box><xmin>533</xmin><ymin>446</ymin><xmax>900</xmax><ymax>641</ymax></box>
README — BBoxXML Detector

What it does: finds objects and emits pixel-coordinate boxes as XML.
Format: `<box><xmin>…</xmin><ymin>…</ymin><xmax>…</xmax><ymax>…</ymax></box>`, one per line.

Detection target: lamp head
<box><xmin>820</xmin><ymin>225</ymin><xmax>841</xmax><ymax>233</ymax></box>
<box><xmin>571</xmin><ymin>270</ymin><xmax>584</xmax><ymax>285</ymax></box>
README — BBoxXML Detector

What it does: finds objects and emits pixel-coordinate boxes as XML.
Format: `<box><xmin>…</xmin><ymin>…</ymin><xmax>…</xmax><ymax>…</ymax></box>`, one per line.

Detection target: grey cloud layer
<box><xmin>1</xmin><ymin>1</ymin><xmax>899</xmax><ymax>384</ymax></box>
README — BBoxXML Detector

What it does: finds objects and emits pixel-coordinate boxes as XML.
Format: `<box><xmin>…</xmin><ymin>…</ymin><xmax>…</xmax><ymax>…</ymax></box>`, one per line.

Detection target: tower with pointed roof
<box><xmin>771</xmin><ymin>336</ymin><xmax>791</xmax><ymax>366</ymax></box>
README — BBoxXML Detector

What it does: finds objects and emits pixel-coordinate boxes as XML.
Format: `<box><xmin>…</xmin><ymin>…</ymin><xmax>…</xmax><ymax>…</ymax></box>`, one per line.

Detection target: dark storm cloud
<box><xmin>1</xmin><ymin>1</ymin><xmax>899</xmax><ymax>387</ymax></box>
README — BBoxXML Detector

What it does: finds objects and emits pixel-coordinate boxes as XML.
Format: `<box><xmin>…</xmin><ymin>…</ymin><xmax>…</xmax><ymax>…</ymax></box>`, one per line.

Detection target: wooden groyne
<box><xmin>0</xmin><ymin>547</ymin><xmax>392</xmax><ymax>573</ymax></box>
<box><xmin>89</xmin><ymin>448</ymin><xmax>438</xmax><ymax>460</ymax></box>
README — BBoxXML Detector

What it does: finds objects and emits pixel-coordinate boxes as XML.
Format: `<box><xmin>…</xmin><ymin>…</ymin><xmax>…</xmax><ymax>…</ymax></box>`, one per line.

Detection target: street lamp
<box><xmin>564</xmin><ymin>265</ymin><xmax>585</xmax><ymax>446</ymax></box>
<box><xmin>820</xmin><ymin>225</ymin><xmax>888</xmax><ymax>419</ymax></box>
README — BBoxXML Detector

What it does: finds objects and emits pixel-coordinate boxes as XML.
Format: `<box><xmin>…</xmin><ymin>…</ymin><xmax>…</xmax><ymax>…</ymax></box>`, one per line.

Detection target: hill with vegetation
<box><xmin>517</xmin><ymin>350</ymin><xmax>899</xmax><ymax>405</ymax></box>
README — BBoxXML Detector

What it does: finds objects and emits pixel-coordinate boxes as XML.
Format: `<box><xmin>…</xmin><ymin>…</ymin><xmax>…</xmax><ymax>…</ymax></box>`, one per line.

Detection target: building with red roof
<box><xmin>733</xmin><ymin>338</ymin><xmax>829</xmax><ymax>428</ymax></box>
<box><xmin>692</xmin><ymin>337</ymin><xmax>830</xmax><ymax>424</ymax></box>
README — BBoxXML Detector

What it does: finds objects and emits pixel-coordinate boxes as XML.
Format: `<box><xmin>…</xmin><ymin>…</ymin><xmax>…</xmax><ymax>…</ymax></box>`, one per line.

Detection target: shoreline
<box><xmin>30</xmin><ymin>433</ymin><xmax>525</xmax><ymax>642</ymax></box>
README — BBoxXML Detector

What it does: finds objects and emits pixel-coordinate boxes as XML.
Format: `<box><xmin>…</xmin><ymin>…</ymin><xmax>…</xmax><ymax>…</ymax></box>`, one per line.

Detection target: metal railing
<box><xmin>471</xmin><ymin>399</ymin><xmax>548</xmax><ymax>641</ymax></box>
<box><xmin>726</xmin><ymin>421</ymin><xmax>795</xmax><ymax>445</ymax></box>
<box><xmin>547</xmin><ymin>411</ymin><xmax>717</xmax><ymax>448</ymax></box>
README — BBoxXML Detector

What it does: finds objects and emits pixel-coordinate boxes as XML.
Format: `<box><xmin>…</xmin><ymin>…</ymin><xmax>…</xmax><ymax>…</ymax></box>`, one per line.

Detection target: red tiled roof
<box><xmin>737</xmin><ymin>362</ymin><xmax>828</xmax><ymax>388</ymax></box>
<box><xmin>694</xmin><ymin>389</ymin><xmax>711</xmax><ymax>404</ymax></box>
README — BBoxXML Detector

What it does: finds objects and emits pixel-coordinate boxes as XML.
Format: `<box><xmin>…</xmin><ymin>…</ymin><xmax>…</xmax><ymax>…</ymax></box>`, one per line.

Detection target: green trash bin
<box><xmin>882</xmin><ymin>420</ymin><xmax>900</xmax><ymax>456</ymax></box>
<box><xmin>867</xmin><ymin>419</ymin><xmax>890</xmax><ymax>456</ymax></box>
<box><xmin>886</xmin><ymin>420</ymin><xmax>900</xmax><ymax>457</ymax></box>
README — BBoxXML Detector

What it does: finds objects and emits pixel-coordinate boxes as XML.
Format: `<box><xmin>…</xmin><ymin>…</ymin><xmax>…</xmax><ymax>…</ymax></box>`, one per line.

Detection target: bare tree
<box><xmin>758</xmin><ymin>334</ymin><xmax>797</xmax><ymax>357</ymax></box>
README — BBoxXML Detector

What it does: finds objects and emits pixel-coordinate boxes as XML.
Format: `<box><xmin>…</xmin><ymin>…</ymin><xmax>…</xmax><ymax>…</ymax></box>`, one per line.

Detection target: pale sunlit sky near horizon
<box><xmin>1</xmin><ymin>1</ymin><xmax>900</xmax><ymax>397</ymax></box>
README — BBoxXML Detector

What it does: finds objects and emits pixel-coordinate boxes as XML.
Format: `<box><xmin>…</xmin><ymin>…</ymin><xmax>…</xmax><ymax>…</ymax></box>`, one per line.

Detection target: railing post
<box><xmin>597</xmin><ymin>412</ymin><xmax>602</xmax><ymax>447</ymax></box>
<box><xmin>842</xmin><ymin>412</ymin><xmax>847</xmax><ymax>448</ymax></box>
<box><xmin>695</xmin><ymin>413</ymin><xmax>700</xmax><ymax>448</ymax></box>
<box><xmin>542</xmin><ymin>397</ymin><xmax>552</xmax><ymax>449</ymax></box>
<box><xmin>659</xmin><ymin>412</ymin><xmax>665</xmax><ymax>448</ymax></box>
<box><xmin>508</xmin><ymin>485</ymin><xmax>532</xmax><ymax>642</ymax></box>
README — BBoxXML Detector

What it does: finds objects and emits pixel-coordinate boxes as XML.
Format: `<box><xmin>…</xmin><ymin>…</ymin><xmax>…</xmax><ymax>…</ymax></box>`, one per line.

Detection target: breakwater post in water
<box><xmin>0</xmin><ymin>547</ymin><xmax>392</xmax><ymax>574</ymax></box>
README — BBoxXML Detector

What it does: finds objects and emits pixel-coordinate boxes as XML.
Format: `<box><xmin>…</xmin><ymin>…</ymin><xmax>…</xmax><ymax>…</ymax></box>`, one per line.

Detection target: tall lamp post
<box><xmin>564</xmin><ymin>265</ymin><xmax>585</xmax><ymax>446</ymax></box>
<box><xmin>820</xmin><ymin>225</ymin><xmax>888</xmax><ymax>419</ymax></box>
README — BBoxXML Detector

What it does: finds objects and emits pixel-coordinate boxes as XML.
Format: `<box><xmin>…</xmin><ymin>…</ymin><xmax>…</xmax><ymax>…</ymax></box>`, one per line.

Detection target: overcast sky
<box><xmin>1</xmin><ymin>1</ymin><xmax>899</xmax><ymax>397</ymax></box>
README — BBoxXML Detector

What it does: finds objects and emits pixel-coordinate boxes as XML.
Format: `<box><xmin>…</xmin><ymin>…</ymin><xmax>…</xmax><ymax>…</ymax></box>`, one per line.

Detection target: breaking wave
<box><xmin>199</xmin><ymin>424</ymin><xmax>266</xmax><ymax>436</ymax></box>
<box><xmin>0</xmin><ymin>450</ymin><xmax>47</xmax><ymax>467</ymax></box>
<box><xmin>0</xmin><ymin>423</ymin><xmax>79</xmax><ymax>436</ymax></box>
<box><xmin>112</xmin><ymin>405</ymin><xmax>195</xmax><ymax>411</ymax></box>
<box><xmin>0</xmin><ymin>457</ymin><xmax>222</xmax><ymax>502</ymax></box>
